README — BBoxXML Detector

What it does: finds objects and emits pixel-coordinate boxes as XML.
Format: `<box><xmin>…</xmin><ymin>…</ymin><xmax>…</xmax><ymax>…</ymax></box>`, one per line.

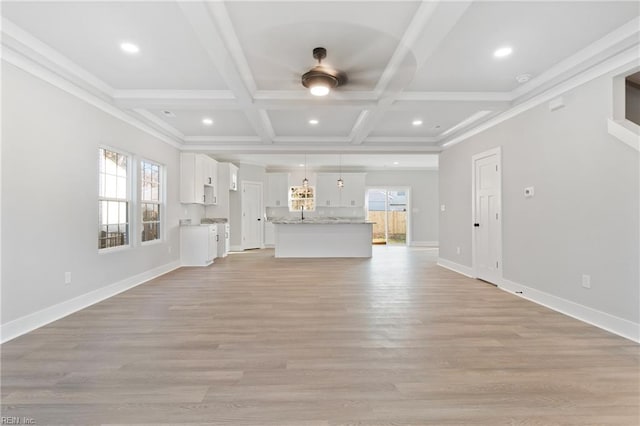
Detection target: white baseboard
<box><xmin>230</xmin><ymin>245</ymin><xmax>244</xmax><ymax>252</ymax></box>
<box><xmin>411</xmin><ymin>241</ymin><xmax>439</xmax><ymax>247</ymax></box>
<box><xmin>500</xmin><ymin>278</ymin><xmax>640</xmax><ymax>343</ymax></box>
<box><xmin>0</xmin><ymin>260</ymin><xmax>181</xmax><ymax>344</ymax></box>
<box><xmin>437</xmin><ymin>257</ymin><xmax>475</xmax><ymax>278</ymax></box>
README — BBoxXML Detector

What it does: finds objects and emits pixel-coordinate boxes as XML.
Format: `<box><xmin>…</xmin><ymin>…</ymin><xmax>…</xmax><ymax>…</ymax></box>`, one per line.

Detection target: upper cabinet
<box><xmin>229</xmin><ymin>163</ymin><xmax>239</xmax><ymax>191</ymax></box>
<box><xmin>266</xmin><ymin>173</ymin><xmax>289</xmax><ymax>207</ymax></box>
<box><xmin>316</xmin><ymin>173</ymin><xmax>366</xmax><ymax>207</ymax></box>
<box><xmin>180</xmin><ymin>153</ymin><xmax>218</xmax><ymax>205</ymax></box>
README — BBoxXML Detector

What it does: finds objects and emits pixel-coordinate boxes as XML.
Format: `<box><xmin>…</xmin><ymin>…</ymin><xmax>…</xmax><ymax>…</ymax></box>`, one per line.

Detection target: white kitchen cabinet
<box><xmin>229</xmin><ymin>163</ymin><xmax>239</xmax><ymax>191</ymax></box>
<box><xmin>340</xmin><ymin>173</ymin><xmax>366</xmax><ymax>207</ymax></box>
<box><xmin>316</xmin><ymin>172</ymin><xmax>366</xmax><ymax>207</ymax></box>
<box><xmin>180</xmin><ymin>153</ymin><xmax>218</xmax><ymax>205</ymax></box>
<box><xmin>266</xmin><ymin>173</ymin><xmax>289</xmax><ymax>207</ymax></box>
<box><xmin>316</xmin><ymin>173</ymin><xmax>342</xmax><ymax>207</ymax></box>
<box><xmin>264</xmin><ymin>221</ymin><xmax>275</xmax><ymax>246</ymax></box>
<box><xmin>216</xmin><ymin>223</ymin><xmax>229</xmax><ymax>258</ymax></box>
<box><xmin>180</xmin><ymin>153</ymin><xmax>204</xmax><ymax>204</ymax></box>
<box><xmin>203</xmin><ymin>157</ymin><xmax>218</xmax><ymax>205</ymax></box>
<box><xmin>224</xmin><ymin>223</ymin><xmax>230</xmax><ymax>254</ymax></box>
<box><xmin>180</xmin><ymin>224</ymin><xmax>218</xmax><ymax>266</ymax></box>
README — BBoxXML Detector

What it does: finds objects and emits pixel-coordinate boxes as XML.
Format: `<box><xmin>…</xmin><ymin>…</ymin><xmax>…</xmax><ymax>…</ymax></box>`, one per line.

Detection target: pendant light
<box><xmin>302</xmin><ymin>154</ymin><xmax>309</xmax><ymax>187</ymax></box>
<box><xmin>337</xmin><ymin>154</ymin><xmax>344</xmax><ymax>188</ymax></box>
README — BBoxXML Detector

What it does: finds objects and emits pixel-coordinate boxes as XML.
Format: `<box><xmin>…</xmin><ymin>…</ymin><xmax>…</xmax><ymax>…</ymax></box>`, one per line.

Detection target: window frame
<box><xmin>139</xmin><ymin>158</ymin><xmax>164</xmax><ymax>245</ymax></box>
<box><xmin>98</xmin><ymin>146</ymin><xmax>132</xmax><ymax>252</ymax></box>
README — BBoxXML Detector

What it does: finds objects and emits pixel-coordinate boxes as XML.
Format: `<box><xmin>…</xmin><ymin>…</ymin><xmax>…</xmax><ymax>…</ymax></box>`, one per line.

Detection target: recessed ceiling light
<box><xmin>516</xmin><ymin>73</ymin><xmax>532</xmax><ymax>83</ymax></box>
<box><xmin>120</xmin><ymin>42</ymin><xmax>139</xmax><ymax>54</ymax></box>
<box><xmin>412</xmin><ymin>120</ymin><xmax>423</xmax><ymax>126</ymax></box>
<box><xmin>309</xmin><ymin>119</ymin><xmax>319</xmax><ymax>125</ymax></box>
<box><xmin>393</xmin><ymin>161</ymin><xmax>399</xmax><ymax>165</ymax></box>
<box><xmin>202</xmin><ymin>118</ymin><xmax>214</xmax><ymax>126</ymax></box>
<box><xmin>493</xmin><ymin>46</ymin><xmax>513</xmax><ymax>58</ymax></box>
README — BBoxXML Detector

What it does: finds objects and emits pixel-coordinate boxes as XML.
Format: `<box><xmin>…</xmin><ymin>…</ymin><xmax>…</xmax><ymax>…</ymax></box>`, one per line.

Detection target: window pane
<box><xmin>118</xmin><ymin>202</ymin><xmax>127</xmax><ymax>224</ymax></box>
<box><xmin>108</xmin><ymin>201</ymin><xmax>119</xmax><ymax>224</ymax></box>
<box><xmin>143</xmin><ymin>183</ymin><xmax>151</xmax><ymax>201</ymax></box>
<box><xmin>116</xmin><ymin>177</ymin><xmax>127</xmax><ymax>199</ymax></box>
<box><xmin>105</xmin><ymin>174</ymin><xmax>117</xmax><ymax>198</ymax></box>
<box><xmin>151</xmin><ymin>183</ymin><xmax>159</xmax><ymax>201</ymax></box>
<box><xmin>151</xmin><ymin>165</ymin><xmax>159</xmax><ymax>182</ymax></box>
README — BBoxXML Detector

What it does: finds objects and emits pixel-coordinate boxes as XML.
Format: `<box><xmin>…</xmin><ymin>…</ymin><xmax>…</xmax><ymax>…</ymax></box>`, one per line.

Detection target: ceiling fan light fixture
<box><xmin>301</xmin><ymin>47</ymin><xmax>346</xmax><ymax>96</ymax></box>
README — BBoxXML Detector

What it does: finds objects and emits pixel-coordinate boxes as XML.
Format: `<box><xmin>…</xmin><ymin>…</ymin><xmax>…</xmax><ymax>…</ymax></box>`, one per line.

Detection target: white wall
<box><xmin>439</xmin><ymin>72</ymin><xmax>639</xmax><ymax>329</ymax></box>
<box><xmin>1</xmin><ymin>63</ymin><xmax>181</xmax><ymax>329</ymax></box>
<box><xmin>365</xmin><ymin>170</ymin><xmax>439</xmax><ymax>245</ymax></box>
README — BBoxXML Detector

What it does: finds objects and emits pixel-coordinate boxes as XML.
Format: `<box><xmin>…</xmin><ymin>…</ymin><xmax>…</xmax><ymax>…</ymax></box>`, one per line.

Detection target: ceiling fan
<box><xmin>301</xmin><ymin>47</ymin><xmax>347</xmax><ymax>96</ymax></box>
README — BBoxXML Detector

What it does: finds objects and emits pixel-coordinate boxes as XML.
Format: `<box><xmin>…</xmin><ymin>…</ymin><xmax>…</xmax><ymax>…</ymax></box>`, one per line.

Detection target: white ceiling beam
<box><xmin>350</xmin><ymin>0</ymin><xmax>474</xmax><ymax>145</ymax></box>
<box><xmin>180</xmin><ymin>144</ymin><xmax>442</xmax><ymax>154</ymax></box>
<box><xmin>177</xmin><ymin>1</ymin><xmax>271</xmax><ymax>143</ymax></box>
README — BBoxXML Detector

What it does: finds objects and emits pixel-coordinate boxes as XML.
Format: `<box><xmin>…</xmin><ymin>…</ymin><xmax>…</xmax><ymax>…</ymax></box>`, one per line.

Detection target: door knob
<box><xmin>474</xmin><ymin>223</ymin><xmax>480</xmax><ymax>227</ymax></box>
<box><xmin>257</xmin><ymin>218</ymin><xmax>261</xmax><ymax>221</ymax></box>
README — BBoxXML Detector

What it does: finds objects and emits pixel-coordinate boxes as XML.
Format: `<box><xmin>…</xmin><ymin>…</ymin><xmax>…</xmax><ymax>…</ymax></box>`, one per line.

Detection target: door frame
<box><xmin>365</xmin><ymin>186</ymin><xmax>411</xmax><ymax>246</ymax></box>
<box><xmin>241</xmin><ymin>180</ymin><xmax>264</xmax><ymax>250</ymax></box>
<box><xmin>471</xmin><ymin>147</ymin><xmax>503</xmax><ymax>283</ymax></box>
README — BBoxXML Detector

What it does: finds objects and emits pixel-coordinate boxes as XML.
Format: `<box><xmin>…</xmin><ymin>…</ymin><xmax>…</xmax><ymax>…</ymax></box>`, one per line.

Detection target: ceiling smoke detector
<box><xmin>301</xmin><ymin>47</ymin><xmax>347</xmax><ymax>96</ymax></box>
<box><xmin>516</xmin><ymin>73</ymin><xmax>532</xmax><ymax>83</ymax></box>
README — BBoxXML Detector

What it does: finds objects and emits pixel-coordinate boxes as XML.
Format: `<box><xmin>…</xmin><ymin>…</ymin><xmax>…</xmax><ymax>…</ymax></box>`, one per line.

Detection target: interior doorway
<box><xmin>241</xmin><ymin>181</ymin><xmax>264</xmax><ymax>250</ymax></box>
<box><xmin>472</xmin><ymin>147</ymin><xmax>502</xmax><ymax>285</ymax></box>
<box><xmin>366</xmin><ymin>188</ymin><xmax>409</xmax><ymax>245</ymax></box>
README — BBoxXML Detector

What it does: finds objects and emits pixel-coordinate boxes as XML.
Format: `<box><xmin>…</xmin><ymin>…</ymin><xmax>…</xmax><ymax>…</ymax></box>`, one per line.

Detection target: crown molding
<box><xmin>364</xmin><ymin>136</ymin><xmax>439</xmax><ymax>144</ymax></box>
<box><xmin>2</xmin><ymin>46</ymin><xmax>182</xmax><ymax>149</ymax></box>
<box><xmin>396</xmin><ymin>92</ymin><xmax>511</xmax><ymax>102</ymax></box>
<box><xmin>131</xmin><ymin>109</ymin><xmax>185</xmax><ymax>140</ymax></box>
<box><xmin>183</xmin><ymin>136</ymin><xmax>262</xmax><ymax>144</ymax></box>
<box><xmin>441</xmin><ymin>45</ymin><xmax>640</xmax><ymax>149</ymax></box>
<box><xmin>439</xmin><ymin>110</ymin><xmax>493</xmax><ymax>138</ymax></box>
<box><xmin>510</xmin><ymin>16</ymin><xmax>640</xmax><ymax>101</ymax></box>
<box><xmin>272</xmin><ymin>136</ymin><xmax>352</xmax><ymax>144</ymax></box>
<box><xmin>180</xmin><ymin>144</ymin><xmax>441</xmax><ymax>154</ymax></box>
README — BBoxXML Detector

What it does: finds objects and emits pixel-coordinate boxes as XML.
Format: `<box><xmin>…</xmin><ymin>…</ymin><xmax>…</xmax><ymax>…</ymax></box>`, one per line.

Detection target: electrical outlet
<box><xmin>582</xmin><ymin>274</ymin><xmax>591</xmax><ymax>289</ymax></box>
<box><xmin>456</xmin><ymin>247</ymin><xmax>461</xmax><ymax>255</ymax></box>
<box><xmin>65</xmin><ymin>272</ymin><xmax>72</xmax><ymax>284</ymax></box>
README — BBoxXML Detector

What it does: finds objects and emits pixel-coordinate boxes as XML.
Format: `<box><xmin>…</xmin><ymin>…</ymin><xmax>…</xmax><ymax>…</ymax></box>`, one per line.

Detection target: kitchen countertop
<box><xmin>271</xmin><ymin>219</ymin><xmax>374</xmax><ymax>224</ymax></box>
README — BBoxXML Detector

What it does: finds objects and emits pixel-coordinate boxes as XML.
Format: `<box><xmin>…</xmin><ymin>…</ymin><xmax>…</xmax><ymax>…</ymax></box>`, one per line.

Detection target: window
<box><xmin>98</xmin><ymin>148</ymin><xmax>130</xmax><ymax>249</ymax></box>
<box><xmin>140</xmin><ymin>159</ymin><xmax>162</xmax><ymax>243</ymax></box>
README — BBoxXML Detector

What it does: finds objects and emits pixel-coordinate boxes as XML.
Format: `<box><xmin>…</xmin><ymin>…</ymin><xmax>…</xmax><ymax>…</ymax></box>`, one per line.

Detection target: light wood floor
<box><xmin>1</xmin><ymin>247</ymin><xmax>638</xmax><ymax>425</ymax></box>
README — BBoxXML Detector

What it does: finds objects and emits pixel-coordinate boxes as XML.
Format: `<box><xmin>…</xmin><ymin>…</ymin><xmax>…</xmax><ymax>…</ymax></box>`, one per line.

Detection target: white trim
<box><xmin>241</xmin><ymin>180</ymin><xmax>264</xmax><ymax>250</ymax></box>
<box><xmin>436</xmin><ymin>258</ymin><xmax>475</xmax><ymax>278</ymax></box>
<box><xmin>2</xmin><ymin>47</ymin><xmax>182</xmax><ymax>149</ymax></box>
<box><xmin>0</xmin><ymin>261</ymin><xmax>181</xmax><ymax>344</ymax></box>
<box><xmin>500</xmin><ymin>279</ymin><xmax>640</xmax><ymax>343</ymax></box>
<box><xmin>183</xmin><ymin>136</ymin><xmax>262</xmax><ymax>143</ymax></box>
<box><xmin>607</xmin><ymin>120</ymin><xmax>640</xmax><ymax>152</ymax></box>
<box><xmin>364</xmin><ymin>136</ymin><xmax>439</xmax><ymax>144</ymax></box>
<box><xmin>471</xmin><ymin>146</ymin><xmax>503</xmax><ymax>284</ymax></box>
<box><xmin>440</xmin><ymin>110</ymin><xmax>493</xmax><ymax>138</ymax></box>
<box><xmin>442</xmin><ymin>46</ymin><xmax>640</xmax><ymax>149</ymax></box>
<box><xmin>397</xmin><ymin>92</ymin><xmax>511</xmax><ymax>102</ymax></box>
<box><xmin>411</xmin><ymin>241</ymin><xmax>439</xmax><ymax>247</ymax></box>
<box><xmin>510</xmin><ymin>16</ymin><xmax>640</xmax><ymax>101</ymax></box>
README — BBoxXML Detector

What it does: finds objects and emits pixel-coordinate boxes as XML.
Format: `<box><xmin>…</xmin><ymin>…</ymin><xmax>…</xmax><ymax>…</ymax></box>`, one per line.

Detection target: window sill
<box><xmin>98</xmin><ymin>245</ymin><xmax>132</xmax><ymax>255</ymax></box>
<box><xmin>607</xmin><ymin>119</ymin><xmax>640</xmax><ymax>152</ymax></box>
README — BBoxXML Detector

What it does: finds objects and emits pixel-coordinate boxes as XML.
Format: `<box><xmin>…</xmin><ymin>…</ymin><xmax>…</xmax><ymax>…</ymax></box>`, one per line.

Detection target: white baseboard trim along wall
<box><xmin>411</xmin><ymin>241</ymin><xmax>439</xmax><ymax>247</ymax></box>
<box><xmin>436</xmin><ymin>257</ymin><xmax>639</xmax><ymax>343</ymax></box>
<box><xmin>436</xmin><ymin>258</ymin><xmax>475</xmax><ymax>278</ymax></box>
<box><xmin>499</xmin><ymin>279</ymin><xmax>640</xmax><ymax>343</ymax></box>
<box><xmin>0</xmin><ymin>261</ymin><xmax>181</xmax><ymax>344</ymax></box>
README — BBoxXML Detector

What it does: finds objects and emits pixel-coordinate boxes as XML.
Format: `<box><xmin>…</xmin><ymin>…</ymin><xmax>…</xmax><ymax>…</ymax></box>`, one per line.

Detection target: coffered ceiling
<box><xmin>2</xmin><ymin>1</ymin><xmax>639</xmax><ymax>170</ymax></box>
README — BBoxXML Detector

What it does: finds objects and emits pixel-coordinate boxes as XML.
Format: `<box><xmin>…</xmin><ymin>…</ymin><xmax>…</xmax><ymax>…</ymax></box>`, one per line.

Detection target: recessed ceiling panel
<box><xmin>268</xmin><ymin>109</ymin><xmax>363</xmax><ymax>137</ymax></box>
<box><xmin>370</xmin><ymin>103</ymin><xmax>497</xmax><ymax>137</ymax></box>
<box><xmin>3</xmin><ymin>1</ymin><xmax>228</xmax><ymax>90</ymax></box>
<box><xmin>225</xmin><ymin>1</ymin><xmax>421</xmax><ymax>91</ymax></box>
<box><xmin>149</xmin><ymin>110</ymin><xmax>255</xmax><ymax>137</ymax></box>
<box><xmin>407</xmin><ymin>1</ymin><xmax>640</xmax><ymax>92</ymax></box>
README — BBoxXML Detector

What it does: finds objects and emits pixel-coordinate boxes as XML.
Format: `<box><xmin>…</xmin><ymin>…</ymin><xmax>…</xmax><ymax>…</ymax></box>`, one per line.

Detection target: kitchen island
<box><xmin>272</xmin><ymin>219</ymin><xmax>373</xmax><ymax>258</ymax></box>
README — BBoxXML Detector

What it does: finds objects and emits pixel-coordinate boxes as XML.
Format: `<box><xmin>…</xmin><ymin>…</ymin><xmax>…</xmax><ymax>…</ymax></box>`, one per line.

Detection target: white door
<box><xmin>242</xmin><ymin>181</ymin><xmax>263</xmax><ymax>249</ymax></box>
<box><xmin>472</xmin><ymin>148</ymin><xmax>502</xmax><ymax>285</ymax></box>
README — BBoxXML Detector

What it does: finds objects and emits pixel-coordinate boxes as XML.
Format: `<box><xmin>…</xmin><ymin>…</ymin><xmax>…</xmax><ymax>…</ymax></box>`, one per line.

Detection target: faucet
<box><xmin>301</xmin><ymin>205</ymin><xmax>304</xmax><ymax>221</ymax></box>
